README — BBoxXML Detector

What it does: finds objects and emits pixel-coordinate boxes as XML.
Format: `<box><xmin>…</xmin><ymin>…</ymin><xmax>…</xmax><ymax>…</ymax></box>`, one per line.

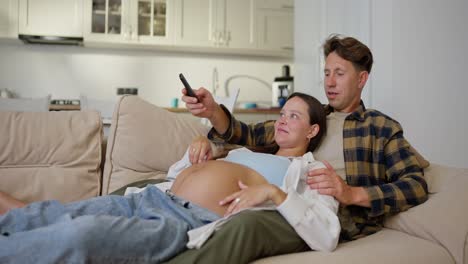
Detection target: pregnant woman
<box><xmin>0</xmin><ymin>93</ymin><xmax>340</xmax><ymax>263</ymax></box>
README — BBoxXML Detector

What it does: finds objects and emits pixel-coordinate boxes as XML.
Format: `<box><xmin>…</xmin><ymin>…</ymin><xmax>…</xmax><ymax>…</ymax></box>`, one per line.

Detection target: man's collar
<box><xmin>325</xmin><ymin>101</ymin><xmax>366</xmax><ymax>122</ymax></box>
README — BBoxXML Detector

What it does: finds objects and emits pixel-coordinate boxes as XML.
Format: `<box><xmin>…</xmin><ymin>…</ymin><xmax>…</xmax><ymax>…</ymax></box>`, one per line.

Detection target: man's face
<box><xmin>324</xmin><ymin>52</ymin><xmax>367</xmax><ymax>113</ymax></box>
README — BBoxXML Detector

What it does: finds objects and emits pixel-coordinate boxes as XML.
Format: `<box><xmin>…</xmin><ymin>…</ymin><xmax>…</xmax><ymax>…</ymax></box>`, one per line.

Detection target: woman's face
<box><xmin>274</xmin><ymin>96</ymin><xmax>315</xmax><ymax>150</ymax></box>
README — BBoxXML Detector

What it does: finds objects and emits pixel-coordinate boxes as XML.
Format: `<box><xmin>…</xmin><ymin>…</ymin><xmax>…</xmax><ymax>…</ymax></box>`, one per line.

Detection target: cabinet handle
<box><xmin>213</xmin><ymin>31</ymin><xmax>223</xmax><ymax>46</ymax></box>
<box><xmin>281</xmin><ymin>5</ymin><xmax>294</xmax><ymax>9</ymax></box>
<box><xmin>218</xmin><ymin>31</ymin><xmax>225</xmax><ymax>46</ymax></box>
<box><xmin>225</xmin><ymin>31</ymin><xmax>231</xmax><ymax>47</ymax></box>
<box><xmin>212</xmin><ymin>31</ymin><xmax>218</xmax><ymax>44</ymax></box>
<box><xmin>281</xmin><ymin>46</ymin><xmax>294</xmax><ymax>50</ymax></box>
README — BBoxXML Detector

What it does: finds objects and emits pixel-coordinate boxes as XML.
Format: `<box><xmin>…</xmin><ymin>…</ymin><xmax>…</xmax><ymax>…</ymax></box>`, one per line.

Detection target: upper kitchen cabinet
<box><xmin>174</xmin><ymin>0</ymin><xmax>255</xmax><ymax>50</ymax></box>
<box><xmin>18</xmin><ymin>0</ymin><xmax>83</xmax><ymax>37</ymax></box>
<box><xmin>173</xmin><ymin>0</ymin><xmax>213</xmax><ymax>47</ymax></box>
<box><xmin>84</xmin><ymin>0</ymin><xmax>174</xmax><ymax>44</ymax></box>
<box><xmin>82</xmin><ymin>0</ymin><xmax>293</xmax><ymax>57</ymax></box>
<box><xmin>255</xmin><ymin>0</ymin><xmax>294</xmax><ymax>53</ymax></box>
<box><xmin>131</xmin><ymin>0</ymin><xmax>174</xmax><ymax>44</ymax></box>
<box><xmin>84</xmin><ymin>0</ymin><xmax>130</xmax><ymax>42</ymax></box>
<box><xmin>0</xmin><ymin>0</ymin><xmax>19</xmax><ymax>39</ymax></box>
<box><xmin>224</xmin><ymin>0</ymin><xmax>256</xmax><ymax>49</ymax></box>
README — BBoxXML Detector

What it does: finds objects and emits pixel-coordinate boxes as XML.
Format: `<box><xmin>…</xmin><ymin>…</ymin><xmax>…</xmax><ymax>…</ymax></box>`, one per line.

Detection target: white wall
<box><xmin>378</xmin><ymin>0</ymin><xmax>468</xmax><ymax>168</ymax></box>
<box><xmin>295</xmin><ymin>0</ymin><xmax>468</xmax><ymax>168</ymax></box>
<box><xmin>0</xmin><ymin>43</ymin><xmax>291</xmax><ymax>107</ymax></box>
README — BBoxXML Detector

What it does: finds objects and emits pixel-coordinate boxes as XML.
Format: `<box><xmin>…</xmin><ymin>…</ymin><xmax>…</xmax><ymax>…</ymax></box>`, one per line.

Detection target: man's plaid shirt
<box><xmin>208</xmin><ymin>102</ymin><xmax>428</xmax><ymax>241</ymax></box>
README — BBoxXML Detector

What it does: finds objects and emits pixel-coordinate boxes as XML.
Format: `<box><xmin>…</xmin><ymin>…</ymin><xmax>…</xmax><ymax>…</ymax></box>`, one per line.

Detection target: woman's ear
<box><xmin>307</xmin><ymin>124</ymin><xmax>320</xmax><ymax>140</ymax></box>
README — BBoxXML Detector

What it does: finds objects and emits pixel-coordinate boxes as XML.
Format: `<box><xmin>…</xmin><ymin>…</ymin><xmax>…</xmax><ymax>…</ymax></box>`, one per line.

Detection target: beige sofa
<box><xmin>1</xmin><ymin>95</ymin><xmax>467</xmax><ymax>264</ymax></box>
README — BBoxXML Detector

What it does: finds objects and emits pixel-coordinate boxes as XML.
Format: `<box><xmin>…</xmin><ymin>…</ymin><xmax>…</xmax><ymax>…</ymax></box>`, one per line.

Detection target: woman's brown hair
<box><xmin>286</xmin><ymin>92</ymin><xmax>327</xmax><ymax>152</ymax></box>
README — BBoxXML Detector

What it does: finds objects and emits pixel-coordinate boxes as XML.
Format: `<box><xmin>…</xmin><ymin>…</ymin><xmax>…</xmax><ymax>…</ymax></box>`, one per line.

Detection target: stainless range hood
<box><xmin>18</xmin><ymin>34</ymin><xmax>83</xmax><ymax>46</ymax></box>
<box><xmin>18</xmin><ymin>0</ymin><xmax>84</xmax><ymax>46</ymax></box>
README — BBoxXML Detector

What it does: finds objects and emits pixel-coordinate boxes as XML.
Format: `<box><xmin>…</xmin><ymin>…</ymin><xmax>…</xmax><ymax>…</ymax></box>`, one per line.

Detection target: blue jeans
<box><xmin>0</xmin><ymin>186</ymin><xmax>219</xmax><ymax>263</ymax></box>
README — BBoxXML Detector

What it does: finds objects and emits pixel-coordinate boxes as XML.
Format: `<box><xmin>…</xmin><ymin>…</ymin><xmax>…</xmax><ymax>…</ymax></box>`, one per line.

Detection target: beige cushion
<box><xmin>0</xmin><ymin>111</ymin><xmax>103</xmax><ymax>203</ymax></box>
<box><xmin>102</xmin><ymin>95</ymin><xmax>210</xmax><ymax>194</ymax></box>
<box><xmin>384</xmin><ymin>164</ymin><xmax>468</xmax><ymax>264</ymax></box>
<box><xmin>424</xmin><ymin>163</ymin><xmax>468</xmax><ymax>193</ymax></box>
<box><xmin>254</xmin><ymin>229</ymin><xmax>452</xmax><ymax>264</ymax></box>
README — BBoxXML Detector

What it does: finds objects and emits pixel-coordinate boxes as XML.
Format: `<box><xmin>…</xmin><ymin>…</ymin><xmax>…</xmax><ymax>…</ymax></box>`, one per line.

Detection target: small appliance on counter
<box><xmin>0</xmin><ymin>88</ymin><xmax>14</xmax><ymax>98</ymax></box>
<box><xmin>49</xmin><ymin>99</ymin><xmax>80</xmax><ymax>111</ymax></box>
<box><xmin>272</xmin><ymin>65</ymin><xmax>294</xmax><ymax>107</ymax></box>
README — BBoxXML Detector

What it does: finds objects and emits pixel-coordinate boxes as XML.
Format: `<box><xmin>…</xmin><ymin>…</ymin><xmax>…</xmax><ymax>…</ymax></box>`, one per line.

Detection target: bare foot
<box><xmin>0</xmin><ymin>191</ymin><xmax>26</xmax><ymax>215</ymax></box>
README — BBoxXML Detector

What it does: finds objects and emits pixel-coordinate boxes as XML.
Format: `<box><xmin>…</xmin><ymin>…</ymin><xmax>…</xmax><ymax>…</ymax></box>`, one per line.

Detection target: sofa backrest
<box><xmin>0</xmin><ymin>111</ymin><xmax>103</xmax><ymax>203</ymax></box>
<box><xmin>102</xmin><ymin>95</ymin><xmax>210</xmax><ymax>194</ymax></box>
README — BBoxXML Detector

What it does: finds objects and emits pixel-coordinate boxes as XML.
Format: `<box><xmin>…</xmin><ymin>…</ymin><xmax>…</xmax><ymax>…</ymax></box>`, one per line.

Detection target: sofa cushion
<box><xmin>384</xmin><ymin>164</ymin><xmax>468</xmax><ymax>264</ymax></box>
<box><xmin>254</xmin><ymin>228</ymin><xmax>452</xmax><ymax>264</ymax></box>
<box><xmin>102</xmin><ymin>95</ymin><xmax>210</xmax><ymax>194</ymax></box>
<box><xmin>0</xmin><ymin>111</ymin><xmax>103</xmax><ymax>203</ymax></box>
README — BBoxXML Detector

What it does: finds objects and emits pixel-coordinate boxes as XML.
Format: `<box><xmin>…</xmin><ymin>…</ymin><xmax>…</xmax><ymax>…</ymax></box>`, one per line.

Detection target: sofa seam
<box><xmin>102</xmin><ymin>95</ymin><xmax>125</xmax><ymax>195</ymax></box>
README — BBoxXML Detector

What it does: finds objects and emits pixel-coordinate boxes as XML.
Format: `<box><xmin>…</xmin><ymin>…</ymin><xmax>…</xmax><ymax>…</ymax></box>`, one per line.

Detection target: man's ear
<box><xmin>358</xmin><ymin>71</ymin><xmax>369</xmax><ymax>90</ymax></box>
<box><xmin>307</xmin><ymin>124</ymin><xmax>320</xmax><ymax>140</ymax></box>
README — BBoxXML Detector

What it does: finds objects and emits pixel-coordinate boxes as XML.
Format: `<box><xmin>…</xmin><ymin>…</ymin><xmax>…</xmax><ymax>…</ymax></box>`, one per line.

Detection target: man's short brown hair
<box><xmin>323</xmin><ymin>34</ymin><xmax>373</xmax><ymax>73</ymax></box>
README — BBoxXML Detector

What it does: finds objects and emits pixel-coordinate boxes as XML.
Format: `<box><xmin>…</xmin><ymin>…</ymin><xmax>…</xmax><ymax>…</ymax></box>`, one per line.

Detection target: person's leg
<box><xmin>0</xmin><ymin>191</ymin><xmax>144</xmax><ymax>235</ymax></box>
<box><xmin>0</xmin><ymin>186</ymin><xmax>181</xmax><ymax>235</ymax></box>
<box><xmin>0</xmin><ymin>187</ymin><xmax>219</xmax><ymax>263</ymax></box>
<box><xmin>0</xmin><ymin>214</ymin><xmax>190</xmax><ymax>263</ymax></box>
<box><xmin>165</xmin><ymin>210</ymin><xmax>311</xmax><ymax>264</ymax></box>
<box><xmin>0</xmin><ymin>191</ymin><xmax>26</xmax><ymax>215</ymax></box>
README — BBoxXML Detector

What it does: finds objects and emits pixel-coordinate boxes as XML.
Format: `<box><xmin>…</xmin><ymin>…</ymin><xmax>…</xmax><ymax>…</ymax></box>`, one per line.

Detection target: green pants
<box><xmin>165</xmin><ymin>210</ymin><xmax>311</xmax><ymax>264</ymax></box>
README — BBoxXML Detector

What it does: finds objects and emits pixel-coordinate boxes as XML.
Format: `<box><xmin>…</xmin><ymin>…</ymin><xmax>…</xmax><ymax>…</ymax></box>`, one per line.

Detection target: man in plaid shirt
<box><xmin>169</xmin><ymin>35</ymin><xmax>428</xmax><ymax>263</ymax></box>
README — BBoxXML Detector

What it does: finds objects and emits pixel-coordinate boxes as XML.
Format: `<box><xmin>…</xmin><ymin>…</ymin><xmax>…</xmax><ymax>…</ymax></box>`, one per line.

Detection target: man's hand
<box><xmin>181</xmin><ymin>87</ymin><xmax>230</xmax><ymax>134</ymax></box>
<box><xmin>219</xmin><ymin>181</ymin><xmax>286</xmax><ymax>217</ymax></box>
<box><xmin>182</xmin><ymin>87</ymin><xmax>218</xmax><ymax>119</ymax></box>
<box><xmin>188</xmin><ymin>136</ymin><xmax>214</xmax><ymax>164</ymax></box>
<box><xmin>307</xmin><ymin>161</ymin><xmax>370</xmax><ymax>207</ymax></box>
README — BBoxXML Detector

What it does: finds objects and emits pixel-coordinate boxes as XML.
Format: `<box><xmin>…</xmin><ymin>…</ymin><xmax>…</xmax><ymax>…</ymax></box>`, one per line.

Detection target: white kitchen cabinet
<box><xmin>18</xmin><ymin>0</ymin><xmax>83</xmax><ymax>37</ymax></box>
<box><xmin>0</xmin><ymin>0</ymin><xmax>18</xmax><ymax>39</ymax></box>
<box><xmin>130</xmin><ymin>0</ymin><xmax>174</xmax><ymax>44</ymax></box>
<box><xmin>255</xmin><ymin>0</ymin><xmax>294</xmax><ymax>52</ymax></box>
<box><xmin>224</xmin><ymin>0</ymin><xmax>256</xmax><ymax>49</ymax></box>
<box><xmin>84</xmin><ymin>0</ymin><xmax>131</xmax><ymax>42</ymax></box>
<box><xmin>173</xmin><ymin>0</ymin><xmax>217</xmax><ymax>47</ymax></box>
<box><xmin>174</xmin><ymin>0</ymin><xmax>255</xmax><ymax>49</ymax></box>
<box><xmin>84</xmin><ymin>0</ymin><xmax>173</xmax><ymax>44</ymax></box>
<box><xmin>82</xmin><ymin>0</ymin><xmax>293</xmax><ymax>57</ymax></box>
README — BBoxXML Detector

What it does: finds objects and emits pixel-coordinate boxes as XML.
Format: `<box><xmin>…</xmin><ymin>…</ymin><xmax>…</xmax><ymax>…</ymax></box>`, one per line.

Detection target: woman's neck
<box><xmin>276</xmin><ymin>147</ymin><xmax>307</xmax><ymax>157</ymax></box>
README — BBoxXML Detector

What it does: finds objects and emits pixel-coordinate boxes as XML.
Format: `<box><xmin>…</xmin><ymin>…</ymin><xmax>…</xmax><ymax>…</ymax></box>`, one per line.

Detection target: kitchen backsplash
<box><xmin>0</xmin><ymin>43</ymin><xmax>292</xmax><ymax>108</ymax></box>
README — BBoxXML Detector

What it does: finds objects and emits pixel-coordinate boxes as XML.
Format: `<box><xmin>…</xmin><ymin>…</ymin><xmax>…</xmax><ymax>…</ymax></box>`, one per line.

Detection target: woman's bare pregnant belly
<box><xmin>171</xmin><ymin>160</ymin><xmax>268</xmax><ymax>216</ymax></box>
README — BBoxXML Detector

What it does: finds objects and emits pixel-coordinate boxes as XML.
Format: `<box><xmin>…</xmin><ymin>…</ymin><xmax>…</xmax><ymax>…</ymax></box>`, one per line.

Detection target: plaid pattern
<box><xmin>208</xmin><ymin>102</ymin><xmax>428</xmax><ymax>241</ymax></box>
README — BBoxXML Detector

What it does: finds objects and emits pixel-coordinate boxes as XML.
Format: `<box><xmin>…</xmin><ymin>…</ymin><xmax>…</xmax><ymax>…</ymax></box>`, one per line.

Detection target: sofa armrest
<box><xmin>384</xmin><ymin>164</ymin><xmax>468</xmax><ymax>264</ymax></box>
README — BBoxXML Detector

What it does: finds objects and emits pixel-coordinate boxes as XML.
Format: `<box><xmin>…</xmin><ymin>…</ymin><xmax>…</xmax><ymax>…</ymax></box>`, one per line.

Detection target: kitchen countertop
<box><xmin>165</xmin><ymin>107</ymin><xmax>281</xmax><ymax>114</ymax></box>
<box><xmin>49</xmin><ymin>104</ymin><xmax>80</xmax><ymax>111</ymax></box>
<box><xmin>49</xmin><ymin>105</ymin><xmax>281</xmax><ymax>115</ymax></box>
